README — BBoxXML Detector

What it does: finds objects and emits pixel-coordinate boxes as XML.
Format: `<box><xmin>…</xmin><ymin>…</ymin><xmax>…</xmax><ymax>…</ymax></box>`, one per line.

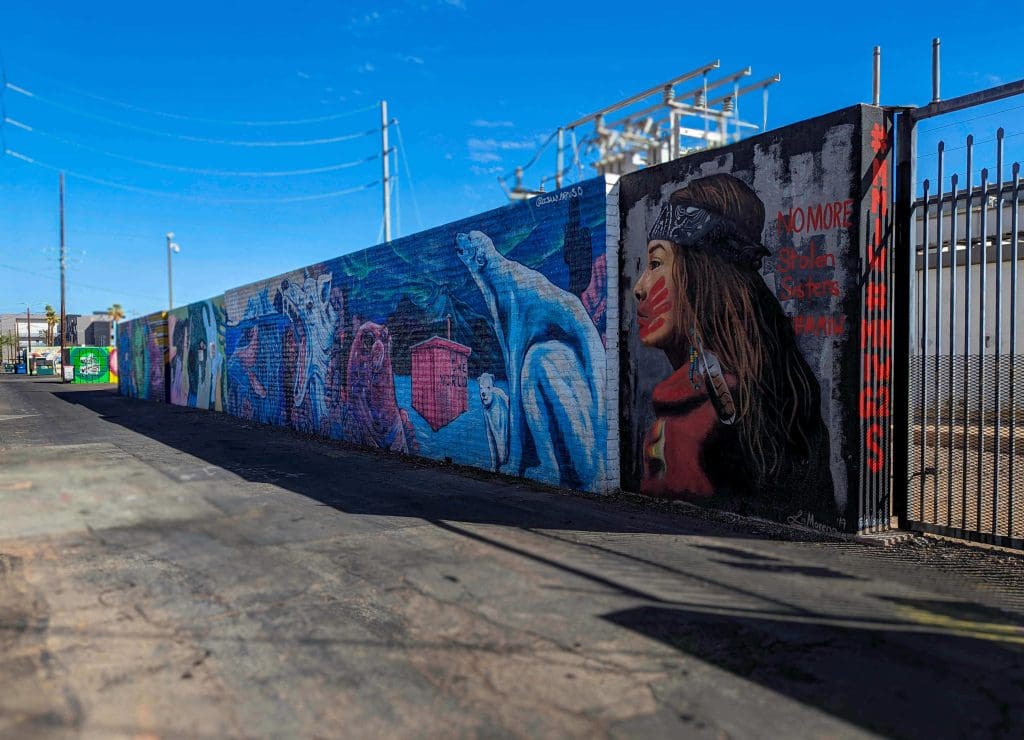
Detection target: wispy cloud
<box><xmin>397</xmin><ymin>53</ymin><xmax>426</xmax><ymax>65</ymax></box>
<box><xmin>296</xmin><ymin>71</ymin><xmax>311</xmax><ymax>79</ymax></box>
<box><xmin>471</xmin><ymin>165</ymin><xmax>505</xmax><ymax>175</ymax></box>
<box><xmin>471</xmin><ymin>119</ymin><xmax>514</xmax><ymax>128</ymax></box>
<box><xmin>346</xmin><ymin>10</ymin><xmax>383</xmax><ymax>28</ymax></box>
<box><xmin>469</xmin><ymin>151</ymin><xmax>502</xmax><ymax>164</ymax></box>
<box><xmin>467</xmin><ymin>137</ymin><xmax>536</xmax><ymax>151</ymax></box>
<box><xmin>358</xmin><ymin>62</ymin><xmax>376</xmax><ymax>73</ymax></box>
<box><xmin>467</xmin><ymin>135</ymin><xmax>538</xmax><ymax>167</ymax></box>
<box><xmin>443</xmin><ymin>0</ymin><xmax>467</xmax><ymax>8</ymax></box>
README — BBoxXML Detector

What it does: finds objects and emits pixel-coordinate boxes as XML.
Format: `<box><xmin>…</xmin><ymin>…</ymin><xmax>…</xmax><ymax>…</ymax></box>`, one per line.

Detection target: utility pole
<box><xmin>59</xmin><ymin>172</ymin><xmax>67</xmax><ymax>383</ymax></box>
<box><xmin>381</xmin><ymin>100</ymin><xmax>391</xmax><ymax>242</ymax></box>
<box><xmin>556</xmin><ymin>128</ymin><xmax>564</xmax><ymax>189</ymax></box>
<box><xmin>25</xmin><ymin>306</ymin><xmax>32</xmax><ymax>375</ymax></box>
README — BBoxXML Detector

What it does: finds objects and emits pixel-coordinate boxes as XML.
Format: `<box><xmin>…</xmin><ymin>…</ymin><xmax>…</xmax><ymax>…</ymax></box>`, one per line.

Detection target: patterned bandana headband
<box><xmin>648</xmin><ymin>199</ymin><xmax>770</xmax><ymax>269</ymax></box>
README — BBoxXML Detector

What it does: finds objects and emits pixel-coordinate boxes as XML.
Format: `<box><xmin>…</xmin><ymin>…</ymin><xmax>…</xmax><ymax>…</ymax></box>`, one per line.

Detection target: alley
<box><xmin>1</xmin><ymin>376</ymin><xmax>1022</xmax><ymax>739</ymax></box>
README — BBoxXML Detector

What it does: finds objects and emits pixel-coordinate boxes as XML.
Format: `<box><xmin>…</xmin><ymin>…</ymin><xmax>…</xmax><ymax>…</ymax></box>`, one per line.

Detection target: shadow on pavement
<box><xmin>46</xmin><ymin>385</ymin><xmax>1024</xmax><ymax>737</ymax></box>
<box><xmin>50</xmin><ymin>385</ymin><xmax>769</xmax><ymax>537</ymax></box>
<box><xmin>604</xmin><ymin>603</ymin><xmax>1024</xmax><ymax>739</ymax></box>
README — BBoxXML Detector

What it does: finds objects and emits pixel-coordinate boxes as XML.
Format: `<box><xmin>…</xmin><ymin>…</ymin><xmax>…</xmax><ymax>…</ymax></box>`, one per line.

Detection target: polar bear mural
<box><xmin>456</xmin><ymin>230</ymin><xmax>606</xmax><ymax>490</ymax></box>
<box><xmin>478</xmin><ymin>372</ymin><xmax>510</xmax><ymax>472</ymax></box>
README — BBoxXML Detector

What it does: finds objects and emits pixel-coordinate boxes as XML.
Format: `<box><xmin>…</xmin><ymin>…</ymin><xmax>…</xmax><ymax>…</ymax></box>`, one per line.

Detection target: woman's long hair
<box><xmin>669</xmin><ymin>245</ymin><xmax>824</xmax><ymax>486</ymax></box>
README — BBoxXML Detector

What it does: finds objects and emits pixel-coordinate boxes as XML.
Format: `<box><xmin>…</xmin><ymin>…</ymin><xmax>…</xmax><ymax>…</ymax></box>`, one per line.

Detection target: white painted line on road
<box><xmin>0</xmin><ymin>414</ymin><xmax>40</xmax><ymax>422</ymax></box>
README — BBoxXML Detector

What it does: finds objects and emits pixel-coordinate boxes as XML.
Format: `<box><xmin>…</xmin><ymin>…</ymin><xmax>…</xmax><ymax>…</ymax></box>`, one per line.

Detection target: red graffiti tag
<box><xmin>859</xmin><ymin>121</ymin><xmax>891</xmax><ymax>478</ymax></box>
<box><xmin>792</xmin><ymin>315</ymin><xmax>846</xmax><ymax>337</ymax></box>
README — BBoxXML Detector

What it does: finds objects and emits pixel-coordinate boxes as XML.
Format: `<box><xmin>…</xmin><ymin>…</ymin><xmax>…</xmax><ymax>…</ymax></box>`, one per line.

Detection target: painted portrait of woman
<box><xmin>632</xmin><ymin>173</ymin><xmax>837</xmax><ymax>522</ymax></box>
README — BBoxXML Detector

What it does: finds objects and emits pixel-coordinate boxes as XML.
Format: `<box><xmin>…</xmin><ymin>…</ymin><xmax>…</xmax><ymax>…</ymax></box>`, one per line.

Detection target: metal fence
<box><xmin>905</xmin><ymin>128</ymin><xmax>1024</xmax><ymax>548</ymax></box>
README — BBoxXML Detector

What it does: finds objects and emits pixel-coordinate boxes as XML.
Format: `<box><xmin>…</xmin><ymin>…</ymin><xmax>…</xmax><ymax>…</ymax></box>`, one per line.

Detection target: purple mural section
<box><xmin>117</xmin><ymin>311</ymin><xmax>167</xmax><ymax>402</ymax></box>
<box><xmin>618</xmin><ymin>105</ymin><xmax>889</xmax><ymax>532</ymax></box>
<box><xmin>221</xmin><ymin>177</ymin><xmax>614</xmax><ymax>491</ymax></box>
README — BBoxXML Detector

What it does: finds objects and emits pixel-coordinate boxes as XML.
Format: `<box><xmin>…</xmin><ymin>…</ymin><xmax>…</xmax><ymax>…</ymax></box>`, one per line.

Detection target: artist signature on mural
<box><xmin>786</xmin><ymin>510</ymin><xmax>846</xmax><ymax>535</ymax></box>
<box><xmin>534</xmin><ymin>185</ymin><xmax>583</xmax><ymax>207</ymax></box>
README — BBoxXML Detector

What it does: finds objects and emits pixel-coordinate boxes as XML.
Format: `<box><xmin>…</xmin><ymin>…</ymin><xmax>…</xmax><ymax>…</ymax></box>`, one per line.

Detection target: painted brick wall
<box><xmin>117</xmin><ymin>311</ymin><xmax>167</xmax><ymax>402</ymax></box>
<box><xmin>221</xmin><ymin>176</ymin><xmax>616</xmax><ymax>492</ymax></box>
<box><xmin>168</xmin><ymin>296</ymin><xmax>227</xmax><ymax>411</ymax></box>
<box><xmin>617</xmin><ymin>105</ymin><xmax>888</xmax><ymax>532</ymax></box>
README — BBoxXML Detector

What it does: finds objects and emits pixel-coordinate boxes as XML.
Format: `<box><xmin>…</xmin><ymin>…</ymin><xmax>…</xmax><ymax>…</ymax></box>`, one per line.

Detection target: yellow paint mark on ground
<box><xmin>896</xmin><ymin>604</ymin><xmax>1024</xmax><ymax>646</ymax></box>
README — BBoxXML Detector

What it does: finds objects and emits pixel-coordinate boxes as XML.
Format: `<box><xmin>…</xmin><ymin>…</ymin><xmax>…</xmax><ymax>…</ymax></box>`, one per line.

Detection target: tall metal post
<box><xmin>59</xmin><ymin>172</ymin><xmax>67</xmax><ymax>382</ymax></box>
<box><xmin>166</xmin><ymin>232</ymin><xmax>174</xmax><ymax>311</ymax></box>
<box><xmin>892</xmin><ymin>110</ymin><xmax>916</xmax><ymax>528</ymax></box>
<box><xmin>381</xmin><ymin>100</ymin><xmax>391</xmax><ymax>242</ymax></box>
<box><xmin>872</xmin><ymin>46</ymin><xmax>881</xmax><ymax>106</ymax></box>
<box><xmin>556</xmin><ymin>128</ymin><xmax>564</xmax><ymax>189</ymax></box>
<box><xmin>931</xmin><ymin>38</ymin><xmax>941</xmax><ymax>103</ymax></box>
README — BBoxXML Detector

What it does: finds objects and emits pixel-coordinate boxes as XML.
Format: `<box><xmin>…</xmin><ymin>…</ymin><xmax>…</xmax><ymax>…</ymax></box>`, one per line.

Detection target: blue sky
<box><xmin>1</xmin><ymin>0</ymin><xmax>1021</xmax><ymax>318</ymax></box>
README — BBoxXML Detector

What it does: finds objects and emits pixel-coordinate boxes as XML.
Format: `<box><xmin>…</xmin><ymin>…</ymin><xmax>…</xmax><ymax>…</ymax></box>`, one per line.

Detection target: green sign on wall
<box><xmin>71</xmin><ymin>346</ymin><xmax>111</xmax><ymax>384</ymax></box>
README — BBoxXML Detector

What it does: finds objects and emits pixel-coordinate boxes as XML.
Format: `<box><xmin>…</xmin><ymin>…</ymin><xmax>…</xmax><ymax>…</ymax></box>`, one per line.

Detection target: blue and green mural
<box><xmin>223</xmin><ymin>177</ymin><xmax>611</xmax><ymax>490</ymax></box>
<box><xmin>168</xmin><ymin>296</ymin><xmax>226</xmax><ymax>411</ymax></box>
<box><xmin>117</xmin><ymin>312</ymin><xmax>167</xmax><ymax>401</ymax></box>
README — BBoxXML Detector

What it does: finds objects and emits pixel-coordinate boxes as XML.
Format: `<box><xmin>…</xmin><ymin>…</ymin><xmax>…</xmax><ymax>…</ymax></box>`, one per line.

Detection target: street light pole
<box><xmin>165</xmin><ymin>232</ymin><xmax>180</xmax><ymax>311</ymax></box>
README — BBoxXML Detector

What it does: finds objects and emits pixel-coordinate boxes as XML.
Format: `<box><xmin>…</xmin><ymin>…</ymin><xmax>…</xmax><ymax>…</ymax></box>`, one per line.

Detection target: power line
<box><xmin>0</xmin><ymin>261</ymin><xmax>156</xmax><ymax>300</ymax></box>
<box><xmin>394</xmin><ymin>121</ymin><xmax>424</xmax><ymax>230</ymax></box>
<box><xmin>5</xmin><ymin>117</ymin><xmax>379</xmax><ymax>176</ymax></box>
<box><xmin>5</xmin><ymin>83</ymin><xmax>377</xmax><ymax>147</ymax></box>
<box><xmin>920</xmin><ymin>102</ymin><xmax>1024</xmax><ymax>134</ymax></box>
<box><xmin>917</xmin><ymin>129</ymin><xmax>1024</xmax><ymax>158</ymax></box>
<box><xmin>30</xmin><ymin>79</ymin><xmax>378</xmax><ymax>126</ymax></box>
<box><xmin>4</xmin><ymin>148</ymin><xmax>380</xmax><ymax>204</ymax></box>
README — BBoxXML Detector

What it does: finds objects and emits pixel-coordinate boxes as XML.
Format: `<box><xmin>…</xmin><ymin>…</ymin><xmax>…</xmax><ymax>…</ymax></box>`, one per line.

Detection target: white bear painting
<box><xmin>456</xmin><ymin>230</ymin><xmax>606</xmax><ymax>491</ymax></box>
<box><xmin>478</xmin><ymin>372</ymin><xmax>510</xmax><ymax>472</ymax></box>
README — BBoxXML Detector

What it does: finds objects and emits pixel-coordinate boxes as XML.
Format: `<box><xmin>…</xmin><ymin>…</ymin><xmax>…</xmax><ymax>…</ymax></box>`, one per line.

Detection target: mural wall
<box><xmin>223</xmin><ymin>177</ymin><xmax>615</xmax><ymax>491</ymax></box>
<box><xmin>70</xmin><ymin>346</ymin><xmax>114</xmax><ymax>383</ymax></box>
<box><xmin>168</xmin><ymin>297</ymin><xmax>227</xmax><ymax>411</ymax></box>
<box><xmin>117</xmin><ymin>312</ymin><xmax>167</xmax><ymax>402</ymax></box>
<box><xmin>618</xmin><ymin>105</ymin><xmax>888</xmax><ymax>532</ymax></box>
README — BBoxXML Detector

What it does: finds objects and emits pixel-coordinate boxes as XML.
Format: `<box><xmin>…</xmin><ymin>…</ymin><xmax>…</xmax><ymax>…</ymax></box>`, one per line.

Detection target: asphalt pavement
<box><xmin>1</xmin><ymin>376</ymin><xmax>1023</xmax><ymax>739</ymax></box>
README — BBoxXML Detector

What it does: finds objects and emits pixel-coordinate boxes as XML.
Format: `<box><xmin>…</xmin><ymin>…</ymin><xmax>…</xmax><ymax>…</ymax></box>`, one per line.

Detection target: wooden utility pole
<box><xmin>60</xmin><ymin>173</ymin><xmax>67</xmax><ymax>382</ymax></box>
<box><xmin>25</xmin><ymin>307</ymin><xmax>32</xmax><ymax>375</ymax></box>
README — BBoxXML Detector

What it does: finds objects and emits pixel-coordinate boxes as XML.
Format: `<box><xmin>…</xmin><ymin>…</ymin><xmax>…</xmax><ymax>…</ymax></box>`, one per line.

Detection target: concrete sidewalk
<box><xmin>1</xmin><ymin>376</ymin><xmax>1022</xmax><ymax>739</ymax></box>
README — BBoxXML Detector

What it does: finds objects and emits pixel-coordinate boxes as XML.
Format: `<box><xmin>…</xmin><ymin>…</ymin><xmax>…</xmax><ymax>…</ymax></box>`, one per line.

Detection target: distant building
<box><xmin>911</xmin><ymin>191</ymin><xmax>1024</xmax><ymax>413</ymax></box>
<box><xmin>0</xmin><ymin>309</ymin><xmax>115</xmax><ymax>357</ymax></box>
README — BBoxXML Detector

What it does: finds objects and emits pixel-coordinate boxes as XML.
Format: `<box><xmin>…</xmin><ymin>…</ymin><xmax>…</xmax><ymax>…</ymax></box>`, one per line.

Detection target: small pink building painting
<box><xmin>410</xmin><ymin>321</ymin><xmax>472</xmax><ymax>432</ymax></box>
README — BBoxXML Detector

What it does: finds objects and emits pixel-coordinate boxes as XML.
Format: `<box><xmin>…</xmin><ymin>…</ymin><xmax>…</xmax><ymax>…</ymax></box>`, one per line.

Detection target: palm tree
<box><xmin>0</xmin><ymin>333</ymin><xmax>14</xmax><ymax>363</ymax></box>
<box><xmin>108</xmin><ymin>303</ymin><xmax>126</xmax><ymax>345</ymax></box>
<box><xmin>44</xmin><ymin>305</ymin><xmax>58</xmax><ymax>346</ymax></box>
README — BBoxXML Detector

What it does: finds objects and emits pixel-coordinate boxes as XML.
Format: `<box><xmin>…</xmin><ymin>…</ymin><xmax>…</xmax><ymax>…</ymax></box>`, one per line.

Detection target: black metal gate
<box><xmin>894</xmin><ymin>80</ymin><xmax>1024</xmax><ymax>549</ymax></box>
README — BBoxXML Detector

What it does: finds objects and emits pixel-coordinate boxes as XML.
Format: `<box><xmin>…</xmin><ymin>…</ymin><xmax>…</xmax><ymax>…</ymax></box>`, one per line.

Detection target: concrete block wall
<box><xmin>212</xmin><ymin>176</ymin><xmax>616</xmax><ymax>492</ymax></box>
<box><xmin>117</xmin><ymin>311</ymin><xmax>168</xmax><ymax>402</ymax></box>
<box><xmin>113</xmin><ymin>105</ymin><xmax>891</xmax><ymax>521</ymax></box>
<box><xmin>168</xmin><ymin>296</ymin><xmax>227</xmax><ymax>411</ymax></box>
<box><xmin>616</xmin><ymin>104</ymin><xmax>890</xmax><ymax>533</ymax></box>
